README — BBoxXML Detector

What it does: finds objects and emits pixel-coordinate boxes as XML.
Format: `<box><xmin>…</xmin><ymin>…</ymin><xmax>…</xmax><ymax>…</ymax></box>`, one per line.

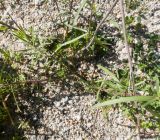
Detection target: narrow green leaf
<box><xmin>0</xmin><ymin>26</ymin><xmax>8</xmax><ymax>31</ymax></box>
<box><xmin>0</xmin><ymin>48</ymin><xmax>10</xmax><ymax>60</ymax></box>
<box><xmin>93</xmin><ymin>96</ymin><xmax>155</xmax><ymax>108</ymax></box>
<box><xmin>64</xmin><ymin>23</ymin><xmax>87</xmax><ymax>32</ymax></box>
<box><xmin>103</xmin><ymin>80</ymin><xmax>121</xmax><ymax>90</ymax></box>
<box><xmin>73</xmin><ymin>0</ymin><xmax>87</xmax><ymax>25</ymax></box>
<box><xmin>96</xmin><ymin>81</ymin><xmax>105</xmax><ymax>101</ymax></box>
<box><xmin>55</xmin><ymin>33</ymin><xmax>88</xmax><ymax>52</ymax></box>
<box><xmin>97</xmin><ymin>65</ymin><xmax>119</xmax><ymax>82</ymax></box>
<box><xmin>96</xmin><ymin>79</ymin><xmax>105</xmax><ymax>83</ymax></box>
<box><xmin>12</xmin><ymin>28</ymin><xmax>32</xmax><ymax>44</ymax></box>
<box><xmin>142</xmin><ymin>98</ymin><xmax>157</xmax><ymax>107</ymax></box>
<box><xmin>135</xmin><ymin>81</ymin><xmax>145</xmax><ymax>87</ymax></box>
<box><xmin>146</xmin><ymin>106</ymin><xmax>160</xmax><ymax>118</ymax></box>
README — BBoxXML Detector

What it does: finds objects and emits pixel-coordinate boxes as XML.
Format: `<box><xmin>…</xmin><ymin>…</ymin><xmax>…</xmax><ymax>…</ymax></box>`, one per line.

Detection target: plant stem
<box><xmin>2</xmin><ymin>96</ymin><xmax>15</xmax><ymax>125</ymax></box>
<box><xmin>119</xmin><ymin>0</ymin><xmax>134</xmax><ymax>92</ymax></box>
<box><xmin>0</xmin><ymin>21</ymin><xmax>17</xmax><ymax>30</ymax></box>
<box><xmin>11</xmin><ymin>86</ymin><xmax>21</xmax><ymax>112</ymax></box>
<box><xmin>66</xmin><ymin>0</ymin><xmax>74</xmax><ymax>36</ymax></box>
<box><xmin>119</xmin><ymin>0</ymin><xmax>140</xmax><ymax>139</ymax></box>
<box><xmin>83</xmin><ymin>0</ymin><xmax>119</xmax><ymax>50</ymax></box>
<box><xmin>55</xmin><ymin>0</ymin><xmax>63</xmax><ymax>23</ymax></box>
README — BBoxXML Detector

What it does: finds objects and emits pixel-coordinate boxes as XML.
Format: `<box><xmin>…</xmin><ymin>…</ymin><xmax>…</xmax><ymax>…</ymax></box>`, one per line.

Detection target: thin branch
<box><xmin>119</xmin><ymin>0</ymin><xmax>140</xmax><ymax>139</ymax></box>
<box><xmin>8</xmin><ymin>13</ymin><xmax>22</xmax><ymax>30</ymax></box>
<box><xmin>0</xmin><ymin>21</ymin><xmax>17</xmax><ymax>30</ymax></box>
<box><xmin>82</xmin><ymin>0</ymin><xmax>119</xmax><ymax>51</ymax></box>
<box><xmin>68</xmin><ymin>0</ymin><xmax>73</xmax><ymax>22</ymax></box>
<box><xmin>11</xmin><ymin>87</ymin><xmax>21</xmax><ymax>112</ymax></box>
<box><xmin>2</xmin><ymin>96</ymin><xmax>15</xmax><ymax>125</ymax></box>
<box><xmin>119</xmin><ymin>0</ymin><xmax>134</xmax><ymax>92</ymax></box>
<box><xmin>55</xmin><ymin>0</ymin><xmax>63</xmax><ymax>23</ymax></box>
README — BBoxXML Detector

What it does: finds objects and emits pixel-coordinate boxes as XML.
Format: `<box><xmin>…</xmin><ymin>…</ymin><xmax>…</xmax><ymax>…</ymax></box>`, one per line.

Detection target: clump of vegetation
<box><xmin>0</xmin><ymin>0</ymin><xmax>159</xmax><ymax>139</ymax></box>
<box><xmin>91</xmin><ymin>0</ymin><xmax>160</xmax><ymax>137</ymax></box>
<box><xmin>0</xmin><ymin>49</ymin><xmax>26</xmax><ymax>139</ymax></box>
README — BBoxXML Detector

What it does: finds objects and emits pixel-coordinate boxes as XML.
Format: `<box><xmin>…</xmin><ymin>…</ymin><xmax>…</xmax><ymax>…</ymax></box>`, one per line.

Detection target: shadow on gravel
<box><xmin>15</xmin><ymin>32</ymin><xmax>119</xmax><ymax>139</ymax></box>
<box><xmin>1</xmin><ymin>19</ymin><xmax>159</xmax><ymax>139</ymax></box>
<box><xmin>7</xmin><ymin>31</ymin><xmax>160</xmax><ymax>139</ymax></box>
<box><xmin>18</xmin><ymin>81</ymin><xmax>94</xmax><ymax>139</ymax></box>
<box><xmin>0</xmin><ymin>58</ymin><xmax>25</xmax><ymax>140</ymax></box>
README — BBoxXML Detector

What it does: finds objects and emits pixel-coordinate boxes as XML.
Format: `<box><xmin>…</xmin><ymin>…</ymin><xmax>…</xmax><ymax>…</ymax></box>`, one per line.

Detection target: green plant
<box><xmin>0</xmin><ymin>0</ymin><xmax>159</xmax><ymax>138</ymax></box>
<box><xmin>0</xmin><ymin>51</ymin><xmax>21</xmax><ymax>138</ymax></box>
<box><xmin>91</xmin><ymin>0</ymin><xmax>160</xmax><ymax>136</ymax></box>
<box><xmin>125</xmin><ymin>0</ymin><xmax>141</xmax><ymax>11</ymax></box>
<box><xmin>93</xmin><ymin>65</ymin><xmax>160</xmax><ymax>130</ymax></box>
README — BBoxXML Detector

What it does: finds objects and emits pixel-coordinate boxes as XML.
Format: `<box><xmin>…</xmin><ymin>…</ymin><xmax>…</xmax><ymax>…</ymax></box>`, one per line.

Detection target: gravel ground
<box><xmin>22</xmin><ymin>83</ymin><xmax>136</xmax><ymax>140</ymax></box>
<box><xmin>25</xmin><ymin>97</ymin><xmax>134</xmax><ymax>140</ymax></box>
<box><xmin>0</xmin><ymin>0</ymin><xmax>160</xmax><ymax>140</ymax></box>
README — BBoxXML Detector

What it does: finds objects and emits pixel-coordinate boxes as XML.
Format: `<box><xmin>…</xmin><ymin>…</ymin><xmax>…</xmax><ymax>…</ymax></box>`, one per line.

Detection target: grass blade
<box><xmin>64</xmin><ymin>23</ymin><xmax>87</xmax><ymax>32</ymax></box>
<box><xmin>142</xmin><ymin>98</ymin><xmax>157</xmax><ymax>107</ymax></box>
<box><xmin>97</xmin><ymin>65</ymin><xmax>119</xmax><ymax>82</ymax></box>
<box><xmin>135</xmin><ymin>81</ymin><xmax>145</xmax><ymax>87</ymax></box>
<box><xmin>93</xmin><ymin>96</ymin><xmax>155</xmax><ymax>108</ymax></box>
<box><xmin>55</xmin><ymin>33</ymin><xmax>88</xmax><ymax>52</ymax></box>
<box><xmin>0</xmin><ymin>26</ymin><xmax>8</xmax><ymax>31</ymax></box>
<box><xmin>73</xmin><ymin>0</ymin><xmax>87</xmax><ymax>25</ymax></box>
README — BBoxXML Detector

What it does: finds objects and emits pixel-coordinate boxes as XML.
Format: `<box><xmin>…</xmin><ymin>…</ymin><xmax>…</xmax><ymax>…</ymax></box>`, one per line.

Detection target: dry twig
<box><xmin>119</xmin><ymin>0</ymin><xmax>140</xmax><ymax>139</ymax></box>
<box><xmin>82</xmin><ymin>0</ymin><xmax>119</xmax><ymax>51</ymax></box>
